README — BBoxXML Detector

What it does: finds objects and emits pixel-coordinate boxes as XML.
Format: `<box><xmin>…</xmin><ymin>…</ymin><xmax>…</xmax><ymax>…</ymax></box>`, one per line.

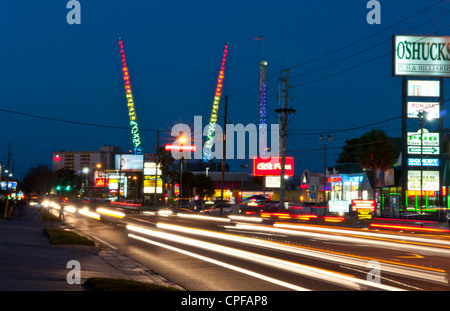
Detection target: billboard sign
<box><xmin>253</xmin><ymin>157</ymin><xmax>294</xmax><ymax>176</ymax></box>
<box><xmin>407</xmin><ymin>102</ymin><xmax>440</xmax><ymax>119</ymax></box>
<box><xmin>393</xmin><ymin>35</ymin><xmax>450</xmax><ymax>77</ymax></box>
<box><xmin>115</xmin><ymin>154</ymin><xmax>144</xmax><ymax>171</ymax></box>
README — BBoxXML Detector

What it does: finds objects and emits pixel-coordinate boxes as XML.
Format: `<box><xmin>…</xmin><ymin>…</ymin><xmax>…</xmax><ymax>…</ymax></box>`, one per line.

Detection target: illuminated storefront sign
<box><xmin>407</xmin><ymin>128</ymin><xmax>439</xmax><ymax>146</ymax></box>
<box><xmin>94</xmin><ymin>178</ymin><xmax>106</xmax><ymax>187</ymax></box>
<box><xmin>327</xmin><ymin>177</ymin><xmax>342</xmax><ymax>183</ymax></box>
<box><xmin>144</xmin><ymin>176</ymin><xmax>162</xmax><ymax>194</ymax></box>
<box><xmin>407</xmin><ymin>102</ymin><xmax>440</xmax><ymax>119</ymax></box>
<box><xmin>407</xmin><ymin>170</ymin><xmax>439</xmax><ymax>191</ymax></box>
<box><xmin>393</xmin><ymin>35</ymin><xmax>450</xmax><ymax>77</ymax></box>
<box><xmin>144</xmin><ymin>162</ymin><xmax>161</xmax><ymax>176</ymax></box>
<box><xmin>407</xmin><ymin>158</ymin><xmax>439</xmax><ymax>167</ymax></box>
<box><xmin>351</xmin><ymin>200</ymin><xmax>376</xmax><ymax>212</ymax></box>
<box><xmin>119</xmin><ymin>38</ymin><xmax>143</xmax><ymax>155</ymax></box>
<box><xmin>265</xmin><ymin>176</ymin><xmax>280</xmax><ymax>188</ymax></box>
<box><xmin>407</xmin><ymin>80</ymin><xmax>440</xmax><ymax>97</ymax></box>
<box><xmin>165</xmin><ymin>144</ymin><xmax>197</xmax><ymax>152</ymax></box>
<box><xmin>253</xmin><ymin>157</ymin><xmax>294</xmax><ymax>176</ymax></box>
<box><xmin>408</xmin><ymin>146</ymin><xmax>439</xmax><ymax>155</ymax></box>
<box><xmin>328</xmin><ymin>200</ymin><xmax>351</xmax><ymax>213</ymax></box>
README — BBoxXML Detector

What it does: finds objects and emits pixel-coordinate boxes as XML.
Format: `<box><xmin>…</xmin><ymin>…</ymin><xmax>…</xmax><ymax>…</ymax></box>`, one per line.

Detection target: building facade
<box><xmin>52</xmin><ymin>145</ymin><xmax>122</xmax><ymax>173</ymax></box>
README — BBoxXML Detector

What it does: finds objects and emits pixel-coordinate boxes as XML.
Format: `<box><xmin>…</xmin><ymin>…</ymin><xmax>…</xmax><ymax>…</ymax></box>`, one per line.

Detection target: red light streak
<box><xmin>370</xmin><ymin>223</ymin><xmax>450</xmax><ymax>233</ymax></box>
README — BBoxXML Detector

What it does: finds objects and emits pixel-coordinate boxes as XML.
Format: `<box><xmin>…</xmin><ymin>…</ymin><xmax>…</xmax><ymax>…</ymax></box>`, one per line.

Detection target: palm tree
<box><xmin>356</xmin><ymin>129</ymin><xmax>396</xmax><ymax>198</ymax></box>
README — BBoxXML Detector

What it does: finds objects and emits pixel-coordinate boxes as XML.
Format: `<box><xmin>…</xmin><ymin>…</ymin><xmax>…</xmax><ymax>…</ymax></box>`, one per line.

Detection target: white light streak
<box><xmin>128</xmin><ymin>233</ymin><xmax>309</xmax><ymax>291</ymax></box>
<box><xmin>126</xmin><ymin>224</ymin><xmax>404</xmax><ymax>291</ymax></box>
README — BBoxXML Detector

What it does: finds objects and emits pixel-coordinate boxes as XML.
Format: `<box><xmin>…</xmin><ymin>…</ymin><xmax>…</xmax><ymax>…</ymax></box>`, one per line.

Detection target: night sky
<box><xmin>1</xmin><ymin>0</ymin><xmax>449</xmax><ymax>179</ymax></box>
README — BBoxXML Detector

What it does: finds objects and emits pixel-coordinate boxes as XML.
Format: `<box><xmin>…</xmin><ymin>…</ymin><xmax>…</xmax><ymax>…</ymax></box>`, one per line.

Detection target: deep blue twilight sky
<box><xmin>0</xmin><ymin>0</ymin><xmax>449</xmax><ymax>179</ymax></box>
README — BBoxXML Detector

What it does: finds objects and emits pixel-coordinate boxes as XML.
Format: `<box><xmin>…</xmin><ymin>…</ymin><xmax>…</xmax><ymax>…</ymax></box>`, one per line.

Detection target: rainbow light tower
<box><xmin>203</xmin><ymin>42</ymin><xmax>229</xmax><ymax>161</ymax></box>
<box><xmin>119</xmin><ymin>38</ymin><xmax>143</xmax><ymax>155</ymax></box>
<box><xmin>259</xmin><ymin>59</ymin><xmax>268</xmax><ymax>159</ymax></box>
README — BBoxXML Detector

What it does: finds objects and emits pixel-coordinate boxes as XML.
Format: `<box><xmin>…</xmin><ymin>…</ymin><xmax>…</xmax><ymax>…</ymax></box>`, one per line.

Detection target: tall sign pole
<box><xmin>393</xmin><ymin>35</ymin><xmax>447</xmax><ymax>215</ymax></box>
<box><xmin>119</xmin><ymin>38</ymin><xmax>143</xmax><ymax>155</ymax></box>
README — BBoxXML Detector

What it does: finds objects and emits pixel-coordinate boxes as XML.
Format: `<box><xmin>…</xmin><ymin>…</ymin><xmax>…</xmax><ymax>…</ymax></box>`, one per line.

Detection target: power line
<box><xmin>0</xmin><ymin>108</ymin><xmax>170</xmax><ymax>133</ymax></box>
<box><xmin>225</xmin><ymin>0</ymin><xmax>447</xmax><ymax>109</ymax></box>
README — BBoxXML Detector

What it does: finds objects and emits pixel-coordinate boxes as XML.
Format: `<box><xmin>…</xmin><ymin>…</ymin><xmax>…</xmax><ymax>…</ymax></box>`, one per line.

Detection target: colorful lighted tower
<box><xmin>203</xmin><ymin>42</ymin><xmax>229</xmax><ymax>162</ymax></box>
<box><xmin>118</xmin><ymin>38</ymin><xmax>143</xmax><ymax>155</ymax></box>
<box><xmin>259</xmin><ymin>59</ymin><xmax>268</xmax><ymax>158</ymax></box>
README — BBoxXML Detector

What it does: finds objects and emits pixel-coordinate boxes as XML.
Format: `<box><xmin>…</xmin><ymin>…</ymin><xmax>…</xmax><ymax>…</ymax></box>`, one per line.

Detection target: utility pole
<box><xmin>154</xmin><ymin>130</ymin><xmax>159</xmax><ymax>208</ymax></box>
<box><xmin>220</xmin><ymin>95</ymin><xmax>228</xmax><ymax>216</ymax></box>
<box><xmin>276</xmin><ymin>69</ymin><xmax>294</xmax><ymax>212</ymax></box>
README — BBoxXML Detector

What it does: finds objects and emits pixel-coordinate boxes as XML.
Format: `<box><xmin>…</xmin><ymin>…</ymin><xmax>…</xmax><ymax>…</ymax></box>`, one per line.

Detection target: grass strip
<box><xmin>84</xmin><ymin>277</ymin><xmax>184</xmax><ymax>291</ymax></box>
<box><xmin>44</xmin><ymin>227</ymin><xmax>95</xmax><ymax>246</ymax></box>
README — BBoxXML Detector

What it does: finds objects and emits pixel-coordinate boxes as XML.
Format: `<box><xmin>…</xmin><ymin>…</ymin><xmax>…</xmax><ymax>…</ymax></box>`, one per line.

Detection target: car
<box><xmin>200</xmin><ymin>203</ymin><xmax>235</xmax><ymax>216</ymax></box>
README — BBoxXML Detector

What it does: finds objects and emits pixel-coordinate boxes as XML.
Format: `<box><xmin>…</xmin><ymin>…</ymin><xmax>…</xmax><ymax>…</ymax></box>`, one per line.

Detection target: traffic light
<box><xmin>65</xmin><ymin>185</ymin><xmax>71</xmax><ymax>191</ymax></box>
<box><xmin>56</xmin><ymin>185</ymin><xmax>61</xmax><ymax>191</ymax></box>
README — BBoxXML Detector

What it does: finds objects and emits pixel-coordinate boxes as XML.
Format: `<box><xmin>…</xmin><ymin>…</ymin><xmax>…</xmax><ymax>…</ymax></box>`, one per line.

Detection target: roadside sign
<box><xmin>407</xmin><ymin>146</ymin><xmax>440</xmax><ymax>155</ymax></box>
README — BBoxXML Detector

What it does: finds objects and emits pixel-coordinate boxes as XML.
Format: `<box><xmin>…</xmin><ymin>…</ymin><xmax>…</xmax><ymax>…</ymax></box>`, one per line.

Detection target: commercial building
<box><xmin>52</xmin><ymin>145</ymin><xmax>122</xmax><ymax>173</ymax></box>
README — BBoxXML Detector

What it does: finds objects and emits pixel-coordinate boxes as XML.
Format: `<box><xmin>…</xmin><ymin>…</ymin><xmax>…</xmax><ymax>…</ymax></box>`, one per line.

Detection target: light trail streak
<box><xmin>175</xmin><ymin>213</ymin><xmax>231</xmax><ymax>222</ymax></box>
<box><xmin>126</xmin><ymin>224</ymin><xmax>404</xmax><ymax>291</ymax></box>
<box><xmin>78</xmin><ymin>207</ymin><xmax>101</xmax><ymax>220</ymax></box>
<box><xmin>233</xmin><ymin>224</ymin><xmax>450</xmax><ymax>257</ymax></box>
<box><xmin>96</xmin><ymin>208</ymin><xmax>126</xmax><ymax>219</ymax></box>
<box><xmin>128</xmin><ymin>233</ymin><xmax>310</xmax><ymax>291</ymax></box>
<box><xmin>274</xmin><ymin>223</ymin><xmax>450</xmax><ymax>248</ymax></box>
<box><xmin>158</xmin><ymin>223</ymin><xmax>448</xmax><ymax>285</ymax></box>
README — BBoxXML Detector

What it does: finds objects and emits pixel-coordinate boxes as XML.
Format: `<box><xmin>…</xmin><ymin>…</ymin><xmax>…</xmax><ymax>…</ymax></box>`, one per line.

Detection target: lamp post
<box><xmin>82</xmin><ymin>167</ymin><xmax>89</xmax><ymax>198</ymax></box>
<box><xmin>320</xmin><ymin>135</ymin><xmax>333</xmax><ymax>204</ymax></box>
<box><xmin>417</xmin><ymin>110</ymin><xmax>430</xmax><ymax>213</ymax></box>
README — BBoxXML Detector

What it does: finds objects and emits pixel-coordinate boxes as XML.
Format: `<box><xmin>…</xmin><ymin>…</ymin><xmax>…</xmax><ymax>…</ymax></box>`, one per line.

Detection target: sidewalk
<box><xmin>0</xmin><ymin>205</ymin><xmax>182</xmax><ymax>291</ymax></box>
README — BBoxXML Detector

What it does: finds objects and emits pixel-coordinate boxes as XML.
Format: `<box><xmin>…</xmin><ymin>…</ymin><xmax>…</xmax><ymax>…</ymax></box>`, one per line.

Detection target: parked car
<box><xmin>200</xmin><ymin>203</ymin><xmax>234</xmax><ymax>216</ymax></box>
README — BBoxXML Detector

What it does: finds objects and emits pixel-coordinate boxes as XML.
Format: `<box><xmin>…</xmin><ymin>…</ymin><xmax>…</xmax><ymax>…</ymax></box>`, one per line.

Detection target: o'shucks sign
<box><xmin>393</xmin><ymin>35</ymin><xmax>450</xmax><ymax>77</ymax></box>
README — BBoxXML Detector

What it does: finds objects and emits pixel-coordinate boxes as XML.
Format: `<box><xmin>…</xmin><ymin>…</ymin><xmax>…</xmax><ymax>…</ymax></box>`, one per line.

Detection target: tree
<box><xmin>54</xmin><ymin>168</ymin><xmax>80</xmax><ymax>197</ymax></box>
<box><xmin>336</xmin><ymin>138</ymin><xmax>362</xmax><ymax>164</ymax></box>
<box><xmin>193</xmin><ymin>174</ymin><xmax>215</xmax><ymax>198</ymax></box>
<box><xmin>22</xmin><ymin>163</ymin><xmax>55</xmax><ymax>197</ymax></box>
<box><xmin>355</xmin><ymin>129</ymin><xmax>396</xmax><ymax>195</ymax></box>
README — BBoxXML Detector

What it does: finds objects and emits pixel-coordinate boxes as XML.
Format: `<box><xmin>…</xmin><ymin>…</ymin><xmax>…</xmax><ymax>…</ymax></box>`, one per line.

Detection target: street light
<box><xmin>319</xmin><ymin>135</ymin><xmax>333</xmax><ymax>203</ymax></box>
<box><xmin>417</xmin><ymin>110</ymin><xmax>429</xmax><ymax>213</ymax></box>
<box><xmin>83</xmin><ymin>167</ymin><xmax>89</xmax><ymax>197</ymax></box>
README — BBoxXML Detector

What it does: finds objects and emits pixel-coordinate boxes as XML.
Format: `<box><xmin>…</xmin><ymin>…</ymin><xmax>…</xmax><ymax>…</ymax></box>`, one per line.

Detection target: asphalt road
<box><xmin>60</xmin><ymin>206</ymin><xmax>450</xmax><ymax>291</ymax></box>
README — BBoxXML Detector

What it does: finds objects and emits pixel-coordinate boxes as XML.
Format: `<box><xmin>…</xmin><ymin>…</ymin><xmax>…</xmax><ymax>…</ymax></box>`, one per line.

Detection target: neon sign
<box><xmin>253</xmin><ymin>157</ymin><xmax>294</xmax><ymax>176</ymax></box>
<box><xmin>408</xmin><ymin>158</ymin><xmax>439</xmax><ymax>167</ymax></box>
<box><xmin>327</xmin><ymin>177</ymin><xmax>342</xmax><ymax>183</ymax></box>
<box><xmin>119</xmin><ymin>38</ymin><xmax>143</xmax><ymax>155</ymax></box>
<box><xmin>203</xmin><ymin>43</ymin><xmax>229</xmax><ymax>161</ymax></box>
<box><xmin>259</xmin><ymin>59</ymin><xmax>268</xmax><ymax>158</ymax></box>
